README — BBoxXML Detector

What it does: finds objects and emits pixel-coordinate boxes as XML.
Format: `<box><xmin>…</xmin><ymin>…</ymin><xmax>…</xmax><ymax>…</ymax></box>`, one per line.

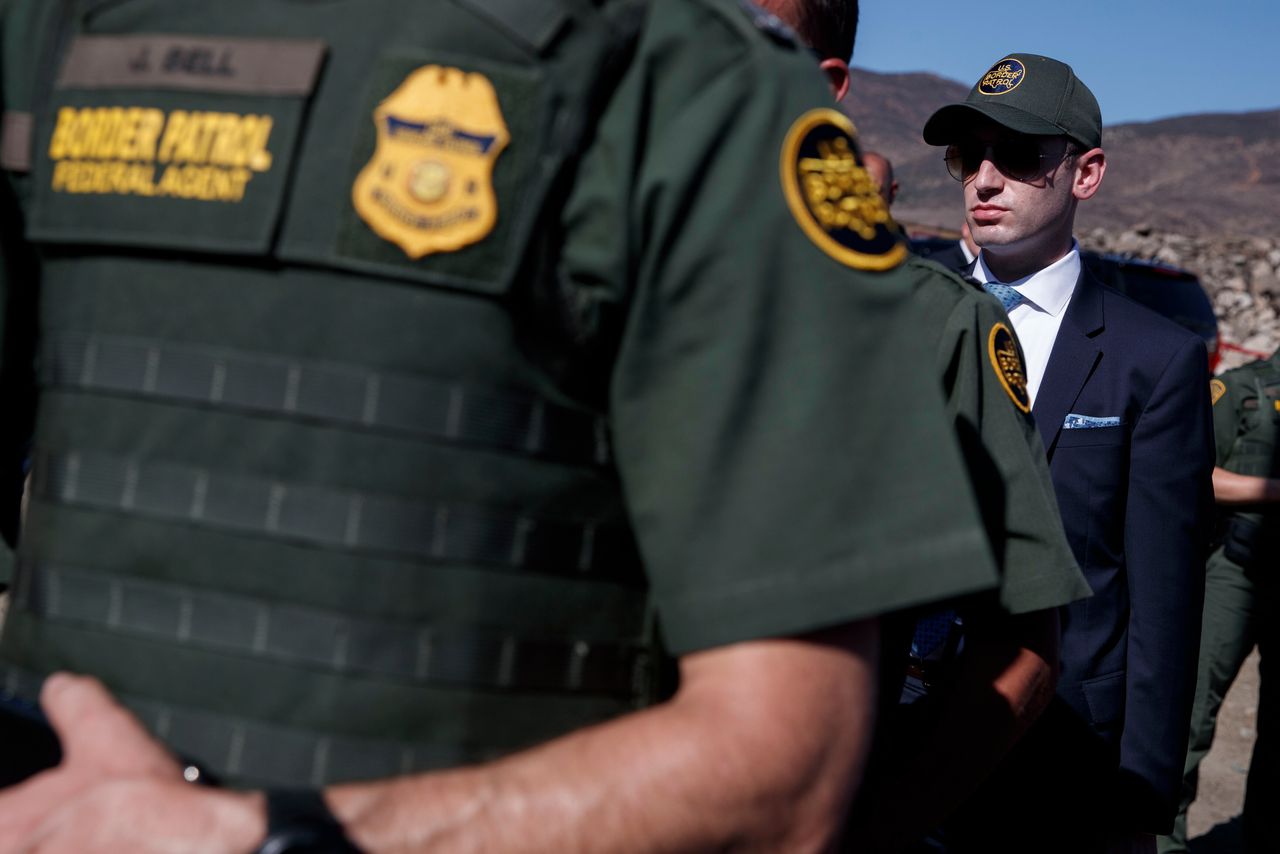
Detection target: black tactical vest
<box><xmin>1222</xmin><ymin>357</ymin><xmax>1280</xmax><ymax>569</ymax></box>
<box><xmin>0</xmin><ymin>0</ymin><xmax>660</xmax><ymax>787</ymax></box>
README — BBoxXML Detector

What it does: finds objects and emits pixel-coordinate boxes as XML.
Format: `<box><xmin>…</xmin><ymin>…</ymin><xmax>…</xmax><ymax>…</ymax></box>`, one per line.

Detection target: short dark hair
<box><xmin>802</xmin><ymin>0</ymin><xmax>859</xmax><ymax>63</ymax></box>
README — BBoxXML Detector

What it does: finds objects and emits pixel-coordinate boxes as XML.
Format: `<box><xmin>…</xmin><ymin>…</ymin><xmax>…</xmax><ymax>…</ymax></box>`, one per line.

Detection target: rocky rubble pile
<box><xmin>1080</xmin><ymin>226</ymin><xmax>1280</xmax><ymax>372</ymax></box>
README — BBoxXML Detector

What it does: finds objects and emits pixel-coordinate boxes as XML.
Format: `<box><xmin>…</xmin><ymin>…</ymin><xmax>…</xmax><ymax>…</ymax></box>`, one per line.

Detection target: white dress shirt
<box><xmin>972</xmin><ymin>242</ymin><xmax>1081</xmax><ymax>407</ymax></box>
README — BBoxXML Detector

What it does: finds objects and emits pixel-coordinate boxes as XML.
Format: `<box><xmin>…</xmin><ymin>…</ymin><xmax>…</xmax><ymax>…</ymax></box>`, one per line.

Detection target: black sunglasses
<box><xmin>944</xmin><ymin>139</ymin><xmax>1074</xmax><ymax>182</ymax></box>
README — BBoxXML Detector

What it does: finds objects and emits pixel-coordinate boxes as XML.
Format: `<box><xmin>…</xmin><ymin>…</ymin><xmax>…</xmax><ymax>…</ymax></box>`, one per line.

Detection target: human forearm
<box><xmin>1</xmin><ymin>625</ymin><xmax>879</xmax><ymax>853</ymax></box>
<box><xmin>1212</xmin><ymin>467</ymin><xmax>1280</xmax><ymax>505</ymax></box>
<box><xmin>846</xmin><ymin>610</ymin><xmax>1057</xmax><ymax>851</ymax></box>
<box><xmin>328</xmin><ymin>621</ymin><xmax>880</xmax><ymax>854</ymax></box>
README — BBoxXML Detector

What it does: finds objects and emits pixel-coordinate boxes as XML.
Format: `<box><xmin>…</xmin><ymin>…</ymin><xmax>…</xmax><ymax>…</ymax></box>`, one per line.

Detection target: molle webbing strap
<box><xmin>452</xmin><ymin>0</ymin><xmax>570</xmax><ymax>54</ymax></box>
<box><xmin>43</xmin><ymin>334</ymin><xmax>610</xmax><ymax>467</ymax></box>
<box><xmin>0</xmin><ymin>666</ymin><xmax>487</xmax><ymax>785</ymax></box>
<box><xmin>0</xmin><ymin>111</ymin><xmax>33</xmax><ymax>172</ymax></box>
<box><xmin>33</xmin><ymin>451</ymin><xmax>642</xmax><ymax>582</ymax></box>
<box><xmin>11</xmin><ymin>563</ymin><xmax>649</xmax><ymax>700</ymax></box>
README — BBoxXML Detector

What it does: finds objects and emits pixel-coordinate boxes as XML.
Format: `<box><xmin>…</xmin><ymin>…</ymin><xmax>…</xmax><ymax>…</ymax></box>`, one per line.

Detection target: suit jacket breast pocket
<box><xmin>1055</xmin><ymin>424</ymin><xmax>1127</xmax><ymax>449</ymax></box>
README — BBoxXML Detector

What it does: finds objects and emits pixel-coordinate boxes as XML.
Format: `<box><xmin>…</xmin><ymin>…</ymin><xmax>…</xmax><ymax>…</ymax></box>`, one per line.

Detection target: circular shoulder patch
<box><xmin>779</xmin><ymin>108</ymin><xmax>906</xmax><ymax>272</ymax></box>
<box><xmin>988</xmin><ymin>322</ymin><xmax>1031</xmax><ymax>413</ymax></box>
<box><xmin>1210</xmin><ymin>378</ymin><xmax>1228</xmax><ymax>406</ymax></box>
<box><xmin>978</xmin><ymin>58</ymin><xmax>1026</xmax><ymax>96</ymax></box>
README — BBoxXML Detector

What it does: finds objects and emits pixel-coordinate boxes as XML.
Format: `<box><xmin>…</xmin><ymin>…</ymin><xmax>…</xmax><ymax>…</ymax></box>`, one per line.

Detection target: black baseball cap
<box><xmin>923</xmin><ymin>53</ymin><xmax>1102</xmax><ymax>150</ymax></box>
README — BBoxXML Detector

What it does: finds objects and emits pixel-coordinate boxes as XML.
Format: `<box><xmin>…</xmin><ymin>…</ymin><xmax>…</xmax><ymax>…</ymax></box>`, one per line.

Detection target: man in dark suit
<box><xmin>922</xmin><ymin>54</ymin><xmax>1215</xmax><ymax>852</ymax></box>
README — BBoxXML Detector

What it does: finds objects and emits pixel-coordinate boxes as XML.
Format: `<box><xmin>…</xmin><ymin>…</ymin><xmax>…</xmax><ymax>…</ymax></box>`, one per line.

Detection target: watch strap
<box><xmin>255</xmin><ymin>789</ymin><xmax>362</xmax><ymax>854</ymax></box>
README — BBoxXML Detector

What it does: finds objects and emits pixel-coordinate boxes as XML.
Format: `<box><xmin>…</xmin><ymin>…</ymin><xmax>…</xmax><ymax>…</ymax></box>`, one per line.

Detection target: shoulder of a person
<box><xmin>906</xmin><ymin>255</ymin><xmax>1007</xmax><ymax>320</ymax></box>
<box><xmin>646</xmin><ymin>0</ymin><xmax>805</xmax><ymax>55</ymax></box>
<box><xmin>1217</xmin><ymin>359</ymin><xmax>1269</xmax><ymax>400</ymax></box>
<box><xmin>902</xmin><ymin>255</ymin><xmax>967</xmax><ymax>323</ymax></box>
<box><xmin>904</xmin><ymin>255</ymin><xmax>975</xmax><ymax>300</ymax></box>
<box><xmin>1089</xmin><ymin>274</ymin><xmax>1204</xmax><ymax>355</ymax></box>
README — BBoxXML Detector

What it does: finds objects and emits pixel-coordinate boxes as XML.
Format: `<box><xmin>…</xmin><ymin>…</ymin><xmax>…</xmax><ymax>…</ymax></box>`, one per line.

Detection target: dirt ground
<box><xmin>1184</xmin><ymin>648</ymin><xmax>1260</xmax><ymax>852</ymax></box>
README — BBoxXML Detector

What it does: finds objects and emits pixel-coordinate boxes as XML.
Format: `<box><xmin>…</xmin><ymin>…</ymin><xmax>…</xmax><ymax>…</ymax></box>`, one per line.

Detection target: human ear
<box><xmin>1072</xmin><ymin>148</ymin><xmax>1106</xmax><ymax>200</ymax></box>
<box><xmin>819</xmin><ymin>57</ymin><xmax>851</xmax><ymax>102</ymax></box>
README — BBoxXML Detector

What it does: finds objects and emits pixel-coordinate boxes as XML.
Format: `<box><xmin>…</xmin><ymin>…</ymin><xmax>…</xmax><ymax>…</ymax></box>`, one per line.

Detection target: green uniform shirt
<box><xmin>562</xmin><ymin>2</ymin><xmax>1000</xmax><ymax>654</ymax></box>
<box><xmin>903</xmin><ymin>257</ymin><xmax>1089</xmax><ymax>614</ymax></box>
<box><xmin>0</xmin><ymin>0</ymin><xmax>1000</xmax><ymax>782</ymax></box>
<box><xmin>1211</xmin><ymin>351</ymin><xmax>1280</xmax><ymax>469</ymax></box>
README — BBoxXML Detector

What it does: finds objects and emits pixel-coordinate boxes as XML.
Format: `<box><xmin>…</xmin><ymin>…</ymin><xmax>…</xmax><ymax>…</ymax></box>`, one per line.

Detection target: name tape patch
<box><xmin>978</xmin><ymin>58</ymin><xmax>1026</xmax><ymax>96</ymax></box>
<box><xmin>56</xmin><ymin>35</ymin><xmax>326</xmax><ymax>96</ymax></box>
<box><xmin>779</xmin><ymin>108</ymin><xmax>905</xmax><ymax>271</ymax></box>
<box><xmin>988</xmin><ymin>322</ymin><xmax>1031</xmax><ymax>413</ymax></box>
<box><xmin>352</xmin><ymin>65</ymin><xmax>509</xmax><ymax>259</ymax></box>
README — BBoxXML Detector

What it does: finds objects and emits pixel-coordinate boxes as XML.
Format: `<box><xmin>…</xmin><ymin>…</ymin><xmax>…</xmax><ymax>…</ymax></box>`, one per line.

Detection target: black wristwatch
<box><xmin>254</xmin><ymin>789</ymin><xmax>363</xmax><ymax>854</ymax></box>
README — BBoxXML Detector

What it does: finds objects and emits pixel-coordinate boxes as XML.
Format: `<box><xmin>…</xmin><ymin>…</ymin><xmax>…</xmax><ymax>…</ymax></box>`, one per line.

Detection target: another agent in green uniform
<box><xmin>0</xmin><ymin>1</ymin><xmax>999</xmax><ymax>850</ymax></box>
<box><xmin>1160</xmin><ymin>352</ymin><xmax>1280</xmax><ymax>854</ymax></box>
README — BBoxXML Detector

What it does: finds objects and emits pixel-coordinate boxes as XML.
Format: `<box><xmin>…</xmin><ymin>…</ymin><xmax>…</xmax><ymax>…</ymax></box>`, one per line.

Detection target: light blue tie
<box><xmin>983</xmin><ymin>281</ymin><xmax>1023</xmax><ymax>313</ymax></box>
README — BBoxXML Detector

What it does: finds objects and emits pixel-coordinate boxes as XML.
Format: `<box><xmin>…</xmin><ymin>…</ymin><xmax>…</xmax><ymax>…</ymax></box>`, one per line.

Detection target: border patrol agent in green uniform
<box><xmin>1160</xmin><ymin>351</ymin><xmax>1280</xmax><ymax>854</ymax></box>
<box><xmin>0</xmin><ymin>0</ymin><xmax>1000</xmax><ymax>848</ymax></box>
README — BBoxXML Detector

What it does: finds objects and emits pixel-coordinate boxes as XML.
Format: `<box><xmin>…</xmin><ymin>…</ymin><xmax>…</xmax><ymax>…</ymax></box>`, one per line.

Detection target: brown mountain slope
<box><xmin>842</xmin><ymin>68</ymin><xmax>1280</xmax><ymax>239</ymax></box>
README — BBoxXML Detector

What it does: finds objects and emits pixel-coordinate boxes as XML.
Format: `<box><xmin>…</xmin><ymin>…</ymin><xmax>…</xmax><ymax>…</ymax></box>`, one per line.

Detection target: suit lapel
<box><xmin>1033</xmin><ymin>270</ymin><xmax>1105</xmax><ymax>457</ymax></box>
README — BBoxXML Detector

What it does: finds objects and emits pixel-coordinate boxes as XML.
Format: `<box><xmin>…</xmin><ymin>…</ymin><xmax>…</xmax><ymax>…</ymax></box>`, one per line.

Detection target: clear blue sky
<box><xmin>851</xmin><ymin>0</ymin><xmax>1280</xmax><ymax>124</ymax></box>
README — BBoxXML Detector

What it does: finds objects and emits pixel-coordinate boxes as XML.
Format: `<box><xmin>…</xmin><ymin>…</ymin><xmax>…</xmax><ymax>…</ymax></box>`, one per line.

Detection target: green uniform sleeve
<box><xmin>1211</xmin><ymin>370</ymin><xmax>1250</xmax><ymax>466</ymax></box>
<box><xmin>562</xmin><ymin>0</ymin><xmax>998</xmax><ymax>655</ymax></box>
<box><xmin>905</xmin><ymin>258</ymin><xmax>1089</xmax><ymax>614</ymax></box>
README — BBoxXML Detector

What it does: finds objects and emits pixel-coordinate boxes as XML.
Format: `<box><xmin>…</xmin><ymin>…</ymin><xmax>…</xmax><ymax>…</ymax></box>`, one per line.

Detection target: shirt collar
<box><xmin>974</xmin><ymin>240</ymin><xmax>1081</xmax><ymax>317</ymax></box>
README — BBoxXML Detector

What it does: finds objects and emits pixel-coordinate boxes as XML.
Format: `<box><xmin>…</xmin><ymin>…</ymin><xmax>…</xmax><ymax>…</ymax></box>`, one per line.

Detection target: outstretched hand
<box><xmin>0</xmin><ymin>673</ymin><xmax>263</xmax><ymax>854</ymax></box>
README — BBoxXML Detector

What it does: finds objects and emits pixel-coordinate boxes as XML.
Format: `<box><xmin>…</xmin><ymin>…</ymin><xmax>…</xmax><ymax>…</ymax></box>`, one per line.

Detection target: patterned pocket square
<box><xmin>1063</xmin><ymin>413</ymin><xmax>1122</xmax><ymax>429</ymax></box>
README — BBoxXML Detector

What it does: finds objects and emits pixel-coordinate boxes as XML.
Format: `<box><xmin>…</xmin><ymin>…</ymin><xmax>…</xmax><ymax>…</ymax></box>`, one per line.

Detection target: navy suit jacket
<box><xmin>1031</xmin><ymin>268</ymin><xmax>1214</xmax><ymax>834</ymax></box>
<box><xmin>914</xmin><ymin>241</ymin><xmax>971</xmax><ymax>274</ymax></box>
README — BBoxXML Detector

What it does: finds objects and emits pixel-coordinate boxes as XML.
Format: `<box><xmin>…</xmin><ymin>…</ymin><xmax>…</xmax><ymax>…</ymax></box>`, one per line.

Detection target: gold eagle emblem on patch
<box><xmin>988</xmin><ymin>323</ymin><xmax>1031</xmax><ymax>413</ymax></box>
<box><xmin>1210</xmin><ymin>378</ymin><xmax>1227</xmax><ymax>406</ymax></box>
<box><xmin>352</xmin><ymin>65</ymin><xmax>509</xmax><ymax>259</ymax></box>
<box><xmin>779</xmin><ymin>108</ymin><xmax>906</xmax><ymax>271</ymax></box>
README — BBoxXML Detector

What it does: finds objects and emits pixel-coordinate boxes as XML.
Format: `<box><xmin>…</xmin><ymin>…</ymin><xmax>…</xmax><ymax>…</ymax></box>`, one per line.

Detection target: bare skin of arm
<box><xmin>1</xmin><ymin>621</ymin><xmax>879</xmax><ymax>854</ymax></box>
<box><xmin>846</xmin><ymin>608</ymin><xmax>1059</xmax><ymax>852</ymax></box>
<box><xmin>1212</xmin><ymin>466</ymin><xmax>1280</xmax><ymax>505</ymax></box>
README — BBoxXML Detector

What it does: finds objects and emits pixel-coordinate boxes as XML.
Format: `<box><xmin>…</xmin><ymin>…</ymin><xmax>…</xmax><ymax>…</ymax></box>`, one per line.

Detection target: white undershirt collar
<box><xmin>973</xmin><ymin>240</ymin><xmax>1081</xmax><ymax>317</ymax></box>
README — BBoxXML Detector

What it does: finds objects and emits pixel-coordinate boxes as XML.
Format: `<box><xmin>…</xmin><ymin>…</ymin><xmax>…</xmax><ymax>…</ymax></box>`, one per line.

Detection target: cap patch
<box><xmin>978</xmin><ymin>58</ymin><xmax>1026</xmax><ymax>96</ymax></box>
<box><xmin>779</xmin><ymin>108</ymin><xmax>905</xmax><ymax>272</ymax></box>
<box><xmin>988</xmin><ymin>322</ymin><xmax>1031</xmax><ymax>413</ymax></box>
<box><xmin>1211</xmin><ymin>378</ymin><xmax>1227</xmax><ymax>406</ymax></box>
<box><xmin>352</xmin><ymin>65</ymin><xmax>509</xmax><ymax>259</ymax></box>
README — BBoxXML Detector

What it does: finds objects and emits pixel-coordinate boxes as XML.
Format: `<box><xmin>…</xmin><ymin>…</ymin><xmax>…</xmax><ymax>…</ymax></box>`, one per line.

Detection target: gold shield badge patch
<box><xmin>988</xmin><ymin>323</ymin><xmax>1031</xmax><ymax>414</ymax></box>
<box><xmin>1210</xmin><ymin>378</ymin><xmax>1227</xmax><ymax>406</ymax></box>
<box><xmin>352</xmin><ymin>65</ymin><xmax>509</xmax><ymax>259</ymax></box>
